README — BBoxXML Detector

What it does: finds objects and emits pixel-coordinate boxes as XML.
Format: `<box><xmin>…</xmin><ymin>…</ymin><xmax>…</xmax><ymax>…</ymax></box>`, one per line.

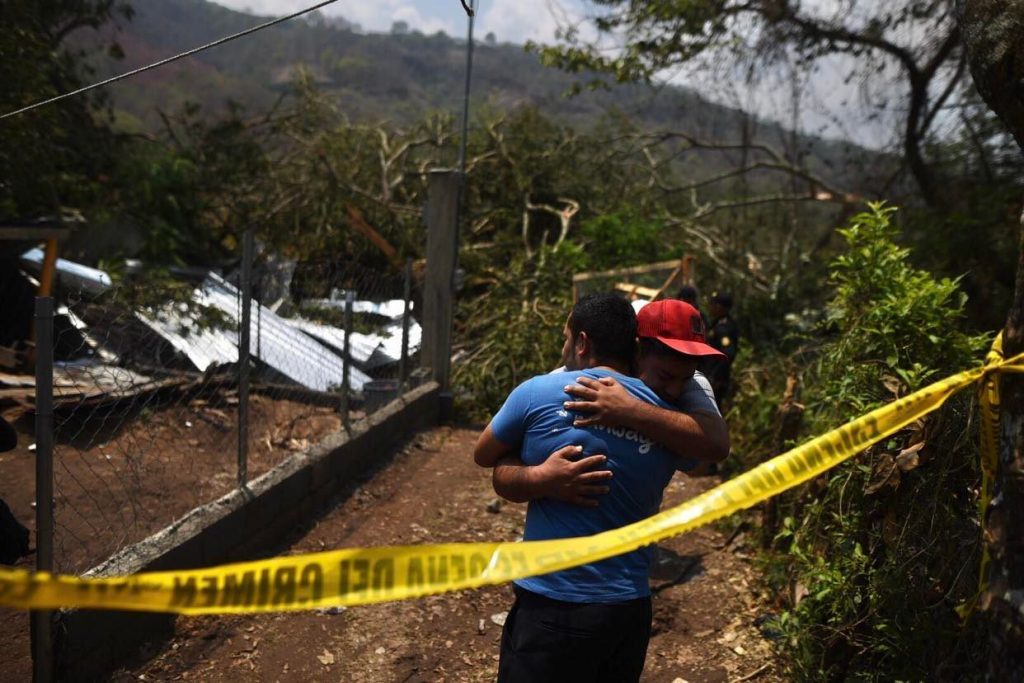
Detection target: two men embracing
<box><xmin>475</xmin><ymin>293</ymin><xmax>729</xmax><ymax>682</ymax></box>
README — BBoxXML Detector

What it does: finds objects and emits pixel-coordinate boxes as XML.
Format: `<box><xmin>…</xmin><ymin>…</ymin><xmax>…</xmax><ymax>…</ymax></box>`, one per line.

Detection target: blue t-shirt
<box><xmin>489</xmin><ymin>367</ymin><xmax>690</xmax><ymax>603</ymax></box>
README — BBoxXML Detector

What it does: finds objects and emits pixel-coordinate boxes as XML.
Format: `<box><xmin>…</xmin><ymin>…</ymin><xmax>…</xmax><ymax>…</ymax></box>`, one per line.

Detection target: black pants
<box><xmin>497</xmin><ymin>586</ymin><xmax>653</xmax><ymax>683</ymax></box>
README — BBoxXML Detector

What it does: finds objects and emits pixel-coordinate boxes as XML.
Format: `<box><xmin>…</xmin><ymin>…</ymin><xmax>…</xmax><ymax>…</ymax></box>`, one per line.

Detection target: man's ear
<box><xmin>574</xmin><ymin>330</ymin><xmax>590</xmax><ymax>360</ymax></box>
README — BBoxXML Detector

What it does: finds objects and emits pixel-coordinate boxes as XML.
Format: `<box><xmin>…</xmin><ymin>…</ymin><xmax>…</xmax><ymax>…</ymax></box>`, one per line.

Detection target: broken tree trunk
<box><xmin>959</xmin><ymin>0</ymin><xmax>1024</xmax><ymax>673</ymax></box>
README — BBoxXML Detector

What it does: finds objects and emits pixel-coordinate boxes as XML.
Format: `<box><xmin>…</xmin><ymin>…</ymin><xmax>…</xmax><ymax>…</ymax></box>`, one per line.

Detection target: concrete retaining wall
<box><xmin>55</xmin><ymin>381</ymin><xmax>441</xmax><ymax>680</ymax></box>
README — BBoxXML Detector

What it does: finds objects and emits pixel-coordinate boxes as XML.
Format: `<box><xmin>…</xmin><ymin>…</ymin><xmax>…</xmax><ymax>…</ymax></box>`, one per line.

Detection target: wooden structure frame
<box><xmin>572</xmin><ymin>255</ymin><xmax>695</xmax><ymax>302</ymax></box>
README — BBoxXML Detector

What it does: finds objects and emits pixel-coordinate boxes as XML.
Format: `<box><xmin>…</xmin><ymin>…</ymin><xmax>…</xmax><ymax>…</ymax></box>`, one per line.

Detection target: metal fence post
<box><xmin>398</xmin><ymin>258</ymin><xmax>412</xmax><ymax>389</ymax></box>
<box><xmin>341</xmin><ymin>290</ymin><xmax>354</xmax><ymax>431</ymax></box>
<box><xmin>32</xmin><ymin>296</ymin><xmax>55</xmax><ymax>683</ymax></box>
<box><xmin>238</xmin><ymin>230</ymin><xmax>253</xmax><ymax>488</ymax></box>
<box><xmin>256</xmin><ymin>277</ymin><xmax>263</xmax><ymax>360</ymax></box>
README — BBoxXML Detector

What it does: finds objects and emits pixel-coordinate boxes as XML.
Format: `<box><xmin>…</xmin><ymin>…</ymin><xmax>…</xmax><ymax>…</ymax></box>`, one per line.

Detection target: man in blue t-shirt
<box><xmin>474</xmin><ymin>295</ymin><xmax>727</xmax><ymax>682</ymax></box>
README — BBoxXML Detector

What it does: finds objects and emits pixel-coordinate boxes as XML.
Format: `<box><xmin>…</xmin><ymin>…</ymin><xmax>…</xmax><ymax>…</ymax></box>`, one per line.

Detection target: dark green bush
<box><xmin>742</xmin><ymin>204</ymin><xmax>990</xmax><ymax>679</ymax></box>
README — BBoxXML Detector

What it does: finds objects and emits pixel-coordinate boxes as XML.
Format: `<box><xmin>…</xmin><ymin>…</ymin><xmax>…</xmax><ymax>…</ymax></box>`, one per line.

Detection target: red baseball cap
<box><xmin>636</xmin><ymin>299</ymin><xmax>726</xmax><ymax>358</ymax></box>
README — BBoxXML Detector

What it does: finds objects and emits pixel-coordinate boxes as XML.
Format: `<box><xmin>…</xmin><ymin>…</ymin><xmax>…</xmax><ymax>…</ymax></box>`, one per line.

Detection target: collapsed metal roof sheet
<box><xmin>368</xmin><ymin>320</ymin><xmax>422</xmax><ymax>369</ymax></box>
<box><xmin>303</xmin><ymin>298</ymin><xmax>408</xmax><ymax>320</ymax></box>
<box><xmin>135</xmin><ymin>304</ymin><xmax>238</xmax><ymax>373</ymax></box>
<box><xmin>21</xmin><ymin>249</ymin><xmax>378</xmax><ymax>393</ymax></box>
<box><xmin>287</xmin><ymin>318</ymin><xmax>378</xmax><ymax>365</ymax></box>
<box><xmin>200</xmin><ymin>273</ymin><xmax>371</xmax><ymax>392</ymax></box>
<box><xmin>287</xmin><ymin>317</ymin><xmax>421</xmax><ymax>370</ymax></box>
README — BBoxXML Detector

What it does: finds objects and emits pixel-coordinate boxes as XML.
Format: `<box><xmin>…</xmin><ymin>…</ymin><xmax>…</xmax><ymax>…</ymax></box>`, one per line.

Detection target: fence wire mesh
<box><xmin>12</xmin><ymin>249</ymin><xmax>420</xmax><ymax>575</ymax></box>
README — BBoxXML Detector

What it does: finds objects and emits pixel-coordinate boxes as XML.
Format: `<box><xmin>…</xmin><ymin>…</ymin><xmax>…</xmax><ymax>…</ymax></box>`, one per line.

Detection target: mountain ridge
<box><xmin>74</xmin><ymin>0</ymin><xmax>876</xmax><ymax>188</ymax></box>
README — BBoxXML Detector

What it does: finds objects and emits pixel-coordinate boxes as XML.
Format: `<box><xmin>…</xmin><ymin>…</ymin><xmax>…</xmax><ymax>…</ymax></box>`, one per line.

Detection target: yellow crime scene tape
<box><xmin>3</xmin><ymin>345</ymin><xmax>1023</xmax><ymax>615</ymax></box>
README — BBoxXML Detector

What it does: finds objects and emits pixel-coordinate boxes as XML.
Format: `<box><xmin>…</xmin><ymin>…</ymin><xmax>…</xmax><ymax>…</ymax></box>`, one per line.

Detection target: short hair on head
<box><xmin>569</xmin><ymin>293</ymin><xmax>637</xmax><ymax>366</ymax></box>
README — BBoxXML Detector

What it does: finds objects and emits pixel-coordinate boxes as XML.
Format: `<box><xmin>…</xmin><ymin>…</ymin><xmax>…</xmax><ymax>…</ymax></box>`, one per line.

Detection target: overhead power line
<box><xmin>1</xmin><ymin>0</ymin><xmax>340</xmax><ymax>121</ymax></box>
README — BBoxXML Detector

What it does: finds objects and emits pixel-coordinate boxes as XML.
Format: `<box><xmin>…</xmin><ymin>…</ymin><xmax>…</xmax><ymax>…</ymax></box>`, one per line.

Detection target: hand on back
<box><xmin>563</xmin><ymin>376</ymin><xmax>636</xmax><ymax>427</ymax></box>
<box><xmin>536</xmin><ymin>444</ymin><xmax>612</xmax><ymax>507</ymax></box>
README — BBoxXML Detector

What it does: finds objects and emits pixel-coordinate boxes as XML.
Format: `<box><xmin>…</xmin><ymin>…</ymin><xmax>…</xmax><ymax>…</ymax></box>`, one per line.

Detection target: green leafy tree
<box><xmin>0</xmin><ymin>1</ymin><xmax>132</xmax><ymax>220</ymax></box>
<box><xmin>578</xmin><ymin>209</ymin><xmax>669</xmax><ymax>271</ymax></box>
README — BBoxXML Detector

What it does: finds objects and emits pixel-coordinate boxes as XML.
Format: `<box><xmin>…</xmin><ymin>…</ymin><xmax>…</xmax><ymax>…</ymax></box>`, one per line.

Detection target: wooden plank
<box><xmin>0</xmin><ymin>347</ymin><xmax>28</xmax><ymax>370</ymax></box>
<box><xmin>38</xmin><ymin>238</ymin><xmax>59</xmax><ymax>297</ymax></box>
<box><xmin>572</xmin><ymin>259</ymin><xmax>682</xmax><ymax>284</ymax></box>
<box><xmin>652</xmin><ymin>261</ymin><xmax>684</xmax><ymax>300</ymax></box>
<box><xmin>614</xmin><ymin>282</ymin><xmax>660</xmax><ymax>299</ymax></box>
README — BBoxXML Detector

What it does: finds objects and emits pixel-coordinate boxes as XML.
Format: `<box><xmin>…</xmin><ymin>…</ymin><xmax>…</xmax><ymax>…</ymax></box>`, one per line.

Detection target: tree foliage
<box><xmin>0</xmin><ymin>1</ymin><xmax>132</xmax><ymax>220</ymax></box>
<box><xmin>734</xmin><ymin>205</ymin><xmax>989</xmax><ymax>679</ymax></box>
<box><xmin>534</xmin><ymin>0</ymin><xmax>967</xmax><ymax>207</ymax></box>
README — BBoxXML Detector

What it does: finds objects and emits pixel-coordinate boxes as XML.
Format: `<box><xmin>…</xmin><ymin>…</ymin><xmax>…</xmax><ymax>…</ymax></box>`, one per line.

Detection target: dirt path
<box><xmin>114</xmin><ymin>425</ymin><xmax>784</xmax><ymax>682</ymax></box>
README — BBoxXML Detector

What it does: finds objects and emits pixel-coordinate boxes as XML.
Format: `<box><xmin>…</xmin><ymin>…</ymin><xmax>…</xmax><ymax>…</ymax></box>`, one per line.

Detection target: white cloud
<box><xmin>478</xmin><ymin>0</ymin><xmax>589</xmax><ymax>45</ymax></box>
<box><xmin>214</xmin><ymin>0</ymin><xmax>292</xmax><ymax>16</ymax></box>
<box><xmin>332</xmin><ymin>0</ymin><xmax>456</xmax><ymax>35</ymax></box>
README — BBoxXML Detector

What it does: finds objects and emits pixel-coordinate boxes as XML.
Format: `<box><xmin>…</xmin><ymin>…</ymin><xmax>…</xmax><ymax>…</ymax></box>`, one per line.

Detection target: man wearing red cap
<box><xmin>566</xmin><ymin>297</ymin><xmax>728</xmax><ymax>468</ymax></box>
<box><xmin>474</xmin><ymin>295</ymin><xmax>728</xmax><ymax>682</ymax></box>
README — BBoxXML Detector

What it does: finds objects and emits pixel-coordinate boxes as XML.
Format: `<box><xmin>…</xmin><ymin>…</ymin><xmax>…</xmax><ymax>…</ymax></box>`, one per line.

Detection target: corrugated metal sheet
<box><xmin>201</xmin><ymin>273</ymin><xmax>371</xmax><ymax>392</ymax></box>
<box><xmin>367</xmin><ymin>320</ymin><xmax>422</xmax><ymax>368</ymax></box>
<box><xmin>135</xmin><ymin>304</ymin><xmax>238</xmax><ymax>372</ymax></box>
<box><xmin>287</xmin><ymin>318</ymin><xmax>378</xmax><ymax>364</ymax></box>
<box><xmin>288</xmin><ymin>317</ymin><xmax>421</xmax><ymax>370</ymax></box>
<box><xmin>20</xmin><ymin>249</ymin><xmax>376</xmax><ymax>393</ymax></box>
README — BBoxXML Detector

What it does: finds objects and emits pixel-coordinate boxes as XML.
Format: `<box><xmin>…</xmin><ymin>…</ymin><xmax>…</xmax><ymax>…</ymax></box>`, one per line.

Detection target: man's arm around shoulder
<box><xmin>564</xmin><ymin>376</ymin><xmax>729</xmax><ymax>464</ymax></box>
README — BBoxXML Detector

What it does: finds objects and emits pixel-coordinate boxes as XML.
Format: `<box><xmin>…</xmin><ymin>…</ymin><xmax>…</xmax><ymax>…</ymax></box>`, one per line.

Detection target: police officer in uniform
<box><xmin>706</xmin><ymin>291</ymin><xmax>739</xmax><ymax>403</ymax></box>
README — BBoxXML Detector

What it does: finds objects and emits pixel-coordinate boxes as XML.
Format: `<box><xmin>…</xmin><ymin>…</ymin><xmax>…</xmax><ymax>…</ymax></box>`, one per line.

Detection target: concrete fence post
<box><xmin>421</xmin><ymin>170</ymin><xmax>460</xmax><ymax>394</ymax></box>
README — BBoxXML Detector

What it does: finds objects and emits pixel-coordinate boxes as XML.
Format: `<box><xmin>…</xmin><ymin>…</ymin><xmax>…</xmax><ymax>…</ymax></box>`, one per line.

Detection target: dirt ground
<box><xmin>0</xmin><ymin>392</ymin><xmax>351</xmax><ymax>682</ymax></box>
<box><xmin>109</xmin><ymin>426</ymin><xmax>786</xmax><ymax>683</ymax></box>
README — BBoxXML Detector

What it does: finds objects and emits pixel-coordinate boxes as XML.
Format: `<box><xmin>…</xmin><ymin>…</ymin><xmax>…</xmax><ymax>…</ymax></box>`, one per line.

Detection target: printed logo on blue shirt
<box><xmin>586</xmin><ymin>424</ymin><xmax>656</xmax><ymax>454</ymax></box>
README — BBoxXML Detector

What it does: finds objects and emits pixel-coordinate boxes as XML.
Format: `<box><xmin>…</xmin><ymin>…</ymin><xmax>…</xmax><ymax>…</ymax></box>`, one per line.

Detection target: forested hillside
<box><xmin>76</xmin><ymin>0</ymin><xmax>876</xmax><ymax>190</ymax></box>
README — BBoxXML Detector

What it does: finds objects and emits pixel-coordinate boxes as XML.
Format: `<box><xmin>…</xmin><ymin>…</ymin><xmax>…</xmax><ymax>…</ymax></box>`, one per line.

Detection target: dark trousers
<box><xmin>497</xmin><ymin>586</ymin><xmax>653</xmax><ymax>683</ymax></box>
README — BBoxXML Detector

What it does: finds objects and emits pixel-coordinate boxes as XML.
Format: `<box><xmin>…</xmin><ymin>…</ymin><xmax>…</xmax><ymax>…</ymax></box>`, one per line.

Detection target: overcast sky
<box><xmin>212</xmin><ymin>0</ymin><xmax>581</xmax><ymax>44</ymax></box>
<box><xmin>209</xmin><ymin>0</ymin><xmax>900</xmax><ymax>148</ymax></box>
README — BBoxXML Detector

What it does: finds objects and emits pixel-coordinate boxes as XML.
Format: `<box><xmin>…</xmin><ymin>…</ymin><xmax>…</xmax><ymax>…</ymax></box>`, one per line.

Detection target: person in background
<box><xmin>706</xmin><ymin>291</ymin><xmax>740</xmax><ymax>404</ymax></box>
<box><xmin>0</xmin><ymin>416</ymin><xmax>30</xmax><ymax>566</ymax></box>
<box><xmin>675</xmin><ymin>284</ymin><xmax>708</xmax><ymax>328</ymax></box>
<box><xmin>0</xmin><ymin>415</ymin><xmax>15</xmax><ymax>453</ymax></box>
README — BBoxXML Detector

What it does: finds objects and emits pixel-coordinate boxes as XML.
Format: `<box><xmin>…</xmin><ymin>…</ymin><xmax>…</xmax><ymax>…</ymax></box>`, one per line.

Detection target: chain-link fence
<box><xmin>18</xmin><ymin>242</ymin><xmax>421</xmax><ymax>576</ymax></box>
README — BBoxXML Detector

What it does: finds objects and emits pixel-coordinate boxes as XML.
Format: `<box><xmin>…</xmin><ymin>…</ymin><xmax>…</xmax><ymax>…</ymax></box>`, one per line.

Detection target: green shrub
<box><xmin>758</xmin><ymin>203</ymin><xmax>990</xmax><ymax>679</ymax></box>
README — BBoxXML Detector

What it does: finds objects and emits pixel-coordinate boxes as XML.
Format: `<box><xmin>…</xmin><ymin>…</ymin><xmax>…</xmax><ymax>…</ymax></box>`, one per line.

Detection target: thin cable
<box><xmin>1</xmin><ymin>0</ymin><xmax>339</xmax><ymax>120</ymax></box>
<box><xmin>457</xmin><ymin>0</ymin><xmax>476</xmax><ymax>175</ymax></box>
